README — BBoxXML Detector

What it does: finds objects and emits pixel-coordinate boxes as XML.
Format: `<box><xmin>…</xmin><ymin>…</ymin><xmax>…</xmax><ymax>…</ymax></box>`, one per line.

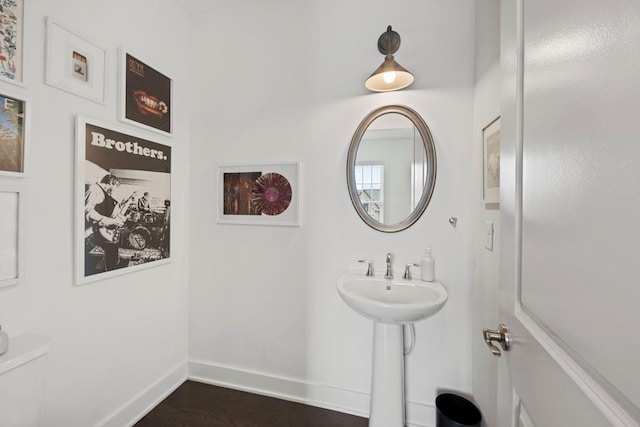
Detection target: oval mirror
<box><xmin>347</xmin><ymin>105</ymin><xmax>436</xmax><ymax>232</ymax></box>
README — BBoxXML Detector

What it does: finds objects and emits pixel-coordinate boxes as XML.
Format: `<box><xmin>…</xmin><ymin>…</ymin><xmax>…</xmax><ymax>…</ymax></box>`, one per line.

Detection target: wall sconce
<box><xmin>365</xmin><ymin>25</ymin><xmax>414</xmax><ymax>92</ymax></box>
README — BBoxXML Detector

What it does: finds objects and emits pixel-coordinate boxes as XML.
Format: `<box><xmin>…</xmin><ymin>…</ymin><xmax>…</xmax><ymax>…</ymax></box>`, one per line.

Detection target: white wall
<box><xmin>471</xmin><ymin>1</ymin><xmax>501</xmax><ymax>426</ymax></box>
<box><xmin>0</xmin><ymin>1</ymin><xmax>190</xmax><ymax>425</ymax></box>
<box><xmin>188</xmin><ymin>1</ymin><xmax>476</xmax><ymax>425</ymax></box>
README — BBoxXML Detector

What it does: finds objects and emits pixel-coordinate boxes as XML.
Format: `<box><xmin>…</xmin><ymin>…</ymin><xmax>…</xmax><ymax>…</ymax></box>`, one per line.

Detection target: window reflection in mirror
<box><xmin>354</xmin><ymin>163</ymin><xmax>384</xmax><ymax>222</ymax></box>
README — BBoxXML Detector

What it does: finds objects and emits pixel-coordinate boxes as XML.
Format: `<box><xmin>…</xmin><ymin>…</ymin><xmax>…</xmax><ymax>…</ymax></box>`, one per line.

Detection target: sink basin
<box><xmin>337</xmin><ymin>272</ymin><xmax>448</xmax><ymax>324</ymax></box>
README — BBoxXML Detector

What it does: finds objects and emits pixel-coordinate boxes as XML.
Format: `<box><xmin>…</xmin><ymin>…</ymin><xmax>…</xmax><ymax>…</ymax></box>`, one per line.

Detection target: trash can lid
<box><xmin>436</xmin><ymin>393</ymin><xmax>482</xmax><ymax>425</ymax></box>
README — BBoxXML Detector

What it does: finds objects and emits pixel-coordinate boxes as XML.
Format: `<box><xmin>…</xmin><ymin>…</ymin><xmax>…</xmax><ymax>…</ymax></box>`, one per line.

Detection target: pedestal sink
<box><xmin>337</xmin><ymin>272</ymin><xmax>448</xmax><ymax>427</ymax></box>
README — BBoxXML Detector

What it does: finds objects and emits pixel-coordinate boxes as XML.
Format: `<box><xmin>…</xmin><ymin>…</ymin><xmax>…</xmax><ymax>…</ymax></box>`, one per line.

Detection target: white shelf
<box><xmin>0</xmin><ymin>334</ymin><xmax>51</xmax><ymax>376</ymax></box>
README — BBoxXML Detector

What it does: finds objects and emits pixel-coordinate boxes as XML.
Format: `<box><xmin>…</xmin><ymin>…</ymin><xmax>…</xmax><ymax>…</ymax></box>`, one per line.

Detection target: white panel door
<box><xmin>496</xmin><ymin>0</ymin><xmax>640</xmax><ymax>426</ymax></box>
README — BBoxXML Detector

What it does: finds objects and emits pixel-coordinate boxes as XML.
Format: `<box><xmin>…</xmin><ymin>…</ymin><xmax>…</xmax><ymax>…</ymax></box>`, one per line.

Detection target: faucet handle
<box><xmin>403</xmin><ymin>263</ymin><xmax>419</xmax><ymax>280</ymax></box>
<box><xmin>358</xmin><ymin>260</ymin><xmax>373</xmax><ymax>276</ymax></box>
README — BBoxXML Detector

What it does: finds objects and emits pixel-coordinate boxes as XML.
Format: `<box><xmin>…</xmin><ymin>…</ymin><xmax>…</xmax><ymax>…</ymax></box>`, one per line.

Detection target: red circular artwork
<box><xmin>251</xmin><ymin>173</ymin><xmax>292</xmax><ymax>216</ymax></box>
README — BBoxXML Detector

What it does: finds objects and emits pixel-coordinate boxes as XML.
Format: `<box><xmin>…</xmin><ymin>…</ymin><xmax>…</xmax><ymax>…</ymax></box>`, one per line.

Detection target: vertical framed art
<box><xmin>482</xmin><ymin>116</ymin><xmax>501</xmax><ymax>204</ymax></box>
<box><xmin>75</xmin><ymin>116</ymin><xmax>172</xmax><ymax>285</ymax></box>
<box><xmin>0</xmin><ymin>0</ymin><xmax>24</xmax><ymax>85</ymax></box>
<box><xmin>45</xmin><ymin>18</ymin><xmax>107</xmax><ymax>104</ymax></box>
<box><xmin>0</xmin><ymin>187</ymin><xmax>22</xmax><ymax>288</ymax></box>
<box><xmin>0</xmin><ymin>90</ymin><xmax>28</xmax><ymax>176</ymax></box>
<box><xmin>217</xmin><ymin>162</ymin><xmax>301</xmax><ymax>227</ymax></box>
<box><xmin>119</xmin><ymin>49</ymin><xmax>172</xmax><ymax>136</ymax></box>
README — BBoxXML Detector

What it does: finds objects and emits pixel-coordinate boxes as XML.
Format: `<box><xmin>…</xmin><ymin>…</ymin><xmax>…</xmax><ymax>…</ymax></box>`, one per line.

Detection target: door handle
<box><xmin>483</xmin><ymin>324</ymin><xmax>511</xmax><ymax>357</ymax></box>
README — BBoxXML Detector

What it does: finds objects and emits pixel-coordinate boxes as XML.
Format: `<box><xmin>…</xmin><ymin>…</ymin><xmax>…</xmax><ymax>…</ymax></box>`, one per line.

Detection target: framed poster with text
<box><xmin>75</xmin><ymin>116</ymin><xmax>172</xmax><ymax>285</ymax></box>
<box><xmin>0</xmin><ymin>90</ymin><xmax>28</xmax><ymax>176</ymax></box>
<box><xmin>119</xmin><ymin>50</ymin><xmax>172</xmax><ymax>136</ymax></box>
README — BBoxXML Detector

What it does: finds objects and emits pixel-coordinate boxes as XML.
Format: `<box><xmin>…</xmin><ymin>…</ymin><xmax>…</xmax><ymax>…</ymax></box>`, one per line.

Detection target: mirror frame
<box><xmin>347</xmin><ymin>105</ymin><xmax>437</xmax><ymax>233</ymax></box>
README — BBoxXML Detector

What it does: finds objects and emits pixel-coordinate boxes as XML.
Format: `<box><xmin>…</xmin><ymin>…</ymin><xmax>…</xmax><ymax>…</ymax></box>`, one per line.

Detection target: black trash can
<box><xmin>436</xmin><ymin>393</ymin><xmax>482</xmax><ymax>427</ymax></box>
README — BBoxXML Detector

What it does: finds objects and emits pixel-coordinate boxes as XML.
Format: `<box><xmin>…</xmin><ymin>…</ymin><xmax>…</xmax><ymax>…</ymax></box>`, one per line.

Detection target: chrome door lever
<box><xmin>483</xmin><ymin>324</ymin><xmax>511</xmax><ymax>357</ymax></box>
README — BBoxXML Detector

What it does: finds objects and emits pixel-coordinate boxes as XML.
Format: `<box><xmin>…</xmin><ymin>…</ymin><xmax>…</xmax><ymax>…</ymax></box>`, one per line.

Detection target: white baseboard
<box><xmin>97</xmin><ymin>361</ymin><xmax>188</xmax><ymax>427</ymax></box>
<box><xmin>188</xmin><ymin>359</ymin><xmax>435</xmax><ymax>427</ymax></box>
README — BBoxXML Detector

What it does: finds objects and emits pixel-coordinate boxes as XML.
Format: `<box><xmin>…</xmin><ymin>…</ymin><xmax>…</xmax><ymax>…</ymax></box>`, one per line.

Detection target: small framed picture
<box><xmin>119</xmin><ymin>49</ymin><xmax>172</xmax><ymax>136</ymax></box>
<box><xmin>0</xmin><ymin>0</ymin><xmax>25</xmax><ymax>86</ymax></box>
<box><xmin>483</xmin><ymin>116</ymin><xmax>501</xmax><ymax>204</ymax></box>
<box><xmin>0</xmin><ymin>187</ymin><xmax>22</xmax><ymax>288</ymax></box>
<box><xmin>0</xmin><ymin>91</ymin><xmax>29</xmax><ymax>177</ymax></box>
<box><xmin>217</xmin><ymin>162</ymin><xmax>301</xmax><ymax>227</ymax></box>
<box><xmin>75</xmin><ymin>116</ymin><xmax>172</xmax><ymax>286</ymax></box>
<box><xmin>45</xmin><ymin>18</ymin><xmax>106</xmax><ymax>104</ymax></box>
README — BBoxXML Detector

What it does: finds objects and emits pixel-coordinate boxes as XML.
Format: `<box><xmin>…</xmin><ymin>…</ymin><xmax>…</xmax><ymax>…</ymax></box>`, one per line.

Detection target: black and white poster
<box><xmin>121</xmin><ymin>51</ymin><xmax>172</xmax><ymax>135</ymax></box>
<box><xmin>76</xmin><ymin>116</ymin><xmax>171</xmax><ymax>285</ymax></box>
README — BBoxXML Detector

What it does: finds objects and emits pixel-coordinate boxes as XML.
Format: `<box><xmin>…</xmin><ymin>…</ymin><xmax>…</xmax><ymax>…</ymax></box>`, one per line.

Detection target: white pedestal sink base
<box><xmin>336</xmin><ymin>273</ymin><xmax>448</xmax><ymax>426</ymax></box>
<box><xmin>369</xmin><ymin>322</ymin><xmax>405</xmax><ymax>427</ymax></box>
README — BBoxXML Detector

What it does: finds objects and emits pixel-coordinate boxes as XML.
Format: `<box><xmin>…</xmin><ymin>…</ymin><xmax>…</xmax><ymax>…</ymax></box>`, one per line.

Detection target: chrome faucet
<box><xmin>358</xmin><ymin>260</ymin><xmax>373</xmax><ymax>276</ymax></box>
<box><xmin>403</xmin><ymin>263</ymin><xmax>419</xmax><ymax>280</ymax></box>
<box><xmin>385</xmin><ymin>253</ymin><xmax>393</xmax><ymax>279</ymax></box>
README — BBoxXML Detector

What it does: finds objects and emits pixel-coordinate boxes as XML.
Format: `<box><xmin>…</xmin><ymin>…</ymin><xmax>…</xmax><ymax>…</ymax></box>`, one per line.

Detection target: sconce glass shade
<box><xmin>365</xmin><ymin>55</ymin><xmax>415</xmax><ymax>92</ymax></box>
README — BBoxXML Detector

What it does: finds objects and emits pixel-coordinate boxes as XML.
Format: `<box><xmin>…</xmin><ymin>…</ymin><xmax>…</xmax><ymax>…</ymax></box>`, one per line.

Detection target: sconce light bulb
<box><xmin>383</xmin><ymin>71</ymin><xmax>396</xmax><ymax>84</ymax></box>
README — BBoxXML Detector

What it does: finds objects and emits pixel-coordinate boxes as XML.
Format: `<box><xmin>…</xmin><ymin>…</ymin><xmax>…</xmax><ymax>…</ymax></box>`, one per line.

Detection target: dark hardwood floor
<box><xmin>135</xmin><ymin>380</ymin><xmax>369</xmax><ymax>427</ymax></box>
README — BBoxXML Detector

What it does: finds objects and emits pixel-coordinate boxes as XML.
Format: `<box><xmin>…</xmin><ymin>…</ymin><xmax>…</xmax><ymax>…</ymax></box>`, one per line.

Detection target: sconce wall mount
<box><xmin>365</xmin><ymin>25</ymin><xmax>414</xmax><ymax>92</ymax></box>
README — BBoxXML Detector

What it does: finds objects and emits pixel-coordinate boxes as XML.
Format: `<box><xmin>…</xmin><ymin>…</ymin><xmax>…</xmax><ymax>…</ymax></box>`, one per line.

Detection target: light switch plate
<box><xmin>484</xmin><ymin>221</ymin><xmax>494</xmax><ymax>251</ymax></box>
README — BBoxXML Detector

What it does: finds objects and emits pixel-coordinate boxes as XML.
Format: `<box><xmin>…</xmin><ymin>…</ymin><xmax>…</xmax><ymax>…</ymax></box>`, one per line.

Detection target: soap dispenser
<box><xmin>420</xmin><ymin>248</ymin><xmax>435</xmax><ymax>282</ymax></box>
<box><xmin>0</xmin><ymin>325</ymin><xmax>8</xmax><ymax>356</ymax></box>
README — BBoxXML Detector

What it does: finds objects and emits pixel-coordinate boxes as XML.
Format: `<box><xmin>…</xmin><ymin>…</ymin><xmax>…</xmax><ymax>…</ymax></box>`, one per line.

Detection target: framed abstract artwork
<box><xmin>0</xmin><ymin>187</ymin><xmax>22</xmax><ymax>288</ymax></box>
<box><xmin>0</xmin><ymin>90</ymin><xmax>28</xmax><ymax>176</ymax></box>
<box><xmin>119</xmin><ymin>49</ymin><xmax>172</xmax><ymax>136</ymax></box>
<box><xmin>0</xmin><ymin>0</ymin><xmax>25</xmax><ymax>85</ymax></box>
<box><xmin>217</xmin><ymin>162</ymin><xmax>301</xmax><ymax>227</ymax></box>
<box><xmin>45</xmin><ymin>18</ymin><xmax>107</xmax><ymax>104</ymax></box>
<box><xmin>482</xmin><ymin>116</ymin><xmax>500</xmax><ymax>204</ymax></box>
<box><xmin>75</xmin><ymin>116</ymin><xmax>172</xmax><ymax>285</ymax></box>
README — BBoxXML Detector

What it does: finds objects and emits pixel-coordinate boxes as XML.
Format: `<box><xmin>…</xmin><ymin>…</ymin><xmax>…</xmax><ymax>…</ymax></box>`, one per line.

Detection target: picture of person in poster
<box><xmin>84</xmin><ymin>174</ymin><xmax>129</xmax><ymax>272</ymax></box>
<box><xmin>137</xmin><ymin>191</ymin><xmax>151</xmax><ymax>213</ymax></box>
<box><xmin>125</xmin><ymin>53</ymin><xmax>171</xmax><ymax>133</ymax></box>
<box><xmin>82</xmin><ymin>123</ymin><xmax>171</xmax><ymax>278</ymax></box>
<box><xmin>0</xmin><ymin>94</ymin><xmax>25</xmax><ymax>173</ymax></box>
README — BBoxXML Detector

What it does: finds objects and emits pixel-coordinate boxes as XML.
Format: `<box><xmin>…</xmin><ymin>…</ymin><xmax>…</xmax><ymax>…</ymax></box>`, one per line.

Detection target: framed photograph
<box><xmin>75</xmin><ymin>116</ymin><xmax>172</xmax><ymax>285</ymax></box>
<box><xmin>119</xmin><ymin>49</ymin><xmax>172</xmax><ymax>136</ymax></box>
<box><xmin>483</xmin><ymin>116</ymin><xmax>501</xmax><ymax>204</ymax></box>
<box><xmin>217</xmin><ymin>162</ymin><xmax>301</xmax><ymax>227</ymax></box>
<box><xmin>45</xmin><ymin>18</ymin><xmax>106</xmax><ymax>104</ymax></box>
<box><xmin>0</xmin><ymin>90</ymin><xmax>29</xmax><ymax>176</ymax></box>
<box><xmin>0</xmin><ymin>187</ymin><xmax>22</xmax><ymax>288</ymax></box>
<box><xmin>0</xmin><ymin>0</ymin><xmax>25</xmax><ymax>86</ymax></box>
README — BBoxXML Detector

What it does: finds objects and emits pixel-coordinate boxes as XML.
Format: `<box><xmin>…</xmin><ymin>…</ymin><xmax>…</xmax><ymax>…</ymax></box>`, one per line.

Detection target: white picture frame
<box><xmin>45</xmin><ymin>18</ymin><xmax>107</xmax><ymax>104</ymax></box>
<box><xmin>0</xmin><ymin>90</ymin><xmax>30</xmax><ymax>177</ymax></box>
<box><xmin>217</xmin><ymin>161</ymin><xmax>301</xmax><ymax>227</ymax></box>
<box><xmin>0</xmin><ymin>187</ymin><xmax>22</xmax><ymax>288</ymax></box>
<box><xmin>483</xmin><ymin>116</ymin><xmax>501</xmax><ymax>204</ymax></box>
<box><xmin>118</xmin><ymin>48</ymin><xmax>173</xmax><ymax>136</ymax></box>
<box><xmin>75</xmin><ymin>116</ymin><xmax>172</xmax><ymax>286</ymax></box>
<box><xmin>0</xmin><ymin>0</ymin><xmax>25</xmax><ymax>87</ymax></box>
